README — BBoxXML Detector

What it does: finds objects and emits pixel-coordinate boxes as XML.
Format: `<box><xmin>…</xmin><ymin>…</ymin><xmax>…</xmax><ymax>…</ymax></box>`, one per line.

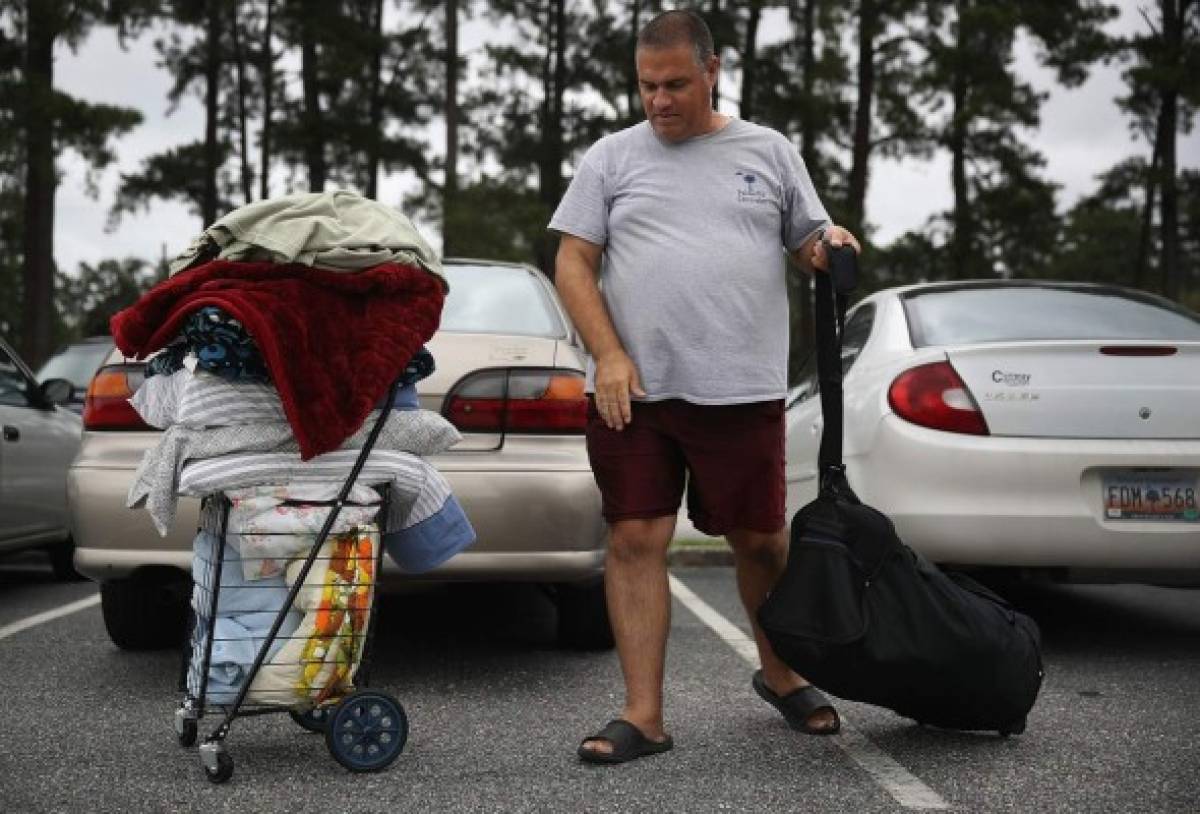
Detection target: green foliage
<box><xmin>1054</xmin><ymin>158</ymin><xmax>1146</xmax><ymax>287</ymax></box>
<box><xmin>751</xmin><ymin>1</ymin><xmax>852</xmax><ymax>202</ymax></box>
<box><xmin>1115</xmin><ymin>0</ymin><xmax>1200</xmax><ymax>133</ymax></box>
<box><xmin>1</xmin><ymin>0</ymin><xmax>146</xmax><ymax>362</ymax></box>
<box><xmin>868</xmin><ymin>227</ymin><xmax>945</xmax><ymax>289</ymax></box>
<box><xmin>272</xmin><ymin>0</ymin><xmax>439</xmax><ymax>192</ymax></box>
<box><xmin>54</xmin><ymin>256</ymin><xmax>158</xmax><ymax>342</ymax></box>
<box><xmin>111</xmin><ymin>141</ymin><xmax>233</xmax><ymax>224</ymax></box>
<box><xmin>0</xmin><ymin>0</ymin><xmax>1196</xmax><ymax>355</ymax></box>
<box><xmin>908</xmin><ymin>0</ymin><xmax>1117</xmax><ymax>280</ymax></box>
<box><xmin>438</xmin><ymin>179</ymin><xmax>551</xmax><ymax>263</ymax></box>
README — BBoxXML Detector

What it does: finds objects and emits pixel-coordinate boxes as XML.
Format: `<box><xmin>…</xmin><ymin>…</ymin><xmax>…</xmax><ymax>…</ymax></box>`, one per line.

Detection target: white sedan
<box><xmin>784</xmin><ymin>280</ymin><xmax>1200</xmax><ymax>583</ymax></box>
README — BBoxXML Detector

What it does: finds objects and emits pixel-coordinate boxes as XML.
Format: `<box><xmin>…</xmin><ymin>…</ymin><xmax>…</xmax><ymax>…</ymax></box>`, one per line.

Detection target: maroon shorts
<box><xmin>585</xmin><ymin>397</ymin><xmax>786</xmax><ymax>536</ymax></box>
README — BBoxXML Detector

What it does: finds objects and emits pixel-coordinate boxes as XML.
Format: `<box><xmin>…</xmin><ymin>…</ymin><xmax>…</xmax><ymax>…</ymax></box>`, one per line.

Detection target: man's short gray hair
<box><xmin>636</xmin><ymin>10</ymin><xmax>715</xmax><ymax>67</ymax></box>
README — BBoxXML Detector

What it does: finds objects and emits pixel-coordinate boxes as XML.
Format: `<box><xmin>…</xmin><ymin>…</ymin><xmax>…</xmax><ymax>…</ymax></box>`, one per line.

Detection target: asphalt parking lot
<box><xmin>1</xmin><ymin>551</ymin><xmax>1198</xmax><ymax>813</ymax></box>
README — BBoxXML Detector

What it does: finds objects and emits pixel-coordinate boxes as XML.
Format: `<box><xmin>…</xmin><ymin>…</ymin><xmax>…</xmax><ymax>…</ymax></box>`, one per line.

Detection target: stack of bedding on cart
<box><xmin>112</xmin><ymin>191</ymin><xmax>476</xmax><ymax>706</ymax></box>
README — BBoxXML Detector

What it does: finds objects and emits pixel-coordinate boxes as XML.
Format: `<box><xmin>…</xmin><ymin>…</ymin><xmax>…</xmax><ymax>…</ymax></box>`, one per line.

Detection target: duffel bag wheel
<box><xmin>998</xmin><ymin>718</ymin><xmax>1027</xmax><ymax>737</ymax></box>
<box><xmin>325</xmin><ymin>690</ymin><xmax>408</xmax><ymax>772</ymax></box>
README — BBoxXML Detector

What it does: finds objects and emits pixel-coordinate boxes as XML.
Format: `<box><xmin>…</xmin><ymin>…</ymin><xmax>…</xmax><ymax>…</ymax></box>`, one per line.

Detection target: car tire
<box><xmin>101</xmin><ymin>572</ymin><xmax>189</xmax><ymax>651</ymax></box>
<box><xmin>555</xmin><ymin>577</ymin><xmax>614</xmax><ymax>651</ymax></box>
<box><xmin>46</xmin><ymin>538</ymin><xmax>84</xmax><ymax>582</ymax></box>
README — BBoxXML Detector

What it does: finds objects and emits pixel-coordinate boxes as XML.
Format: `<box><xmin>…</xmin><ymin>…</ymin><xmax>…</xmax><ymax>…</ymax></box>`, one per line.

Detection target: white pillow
<box><xmin>130</xmin><ymin>369</ymin><xmax>286</xmax><ymax>429</ymax></box>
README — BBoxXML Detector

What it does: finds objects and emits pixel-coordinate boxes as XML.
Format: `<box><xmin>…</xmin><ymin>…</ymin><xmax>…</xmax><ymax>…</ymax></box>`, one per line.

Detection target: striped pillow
<box><xmin>132</xmin><ymin>368</ymin><xmax>419</xmax><ymax>429</ymax></box>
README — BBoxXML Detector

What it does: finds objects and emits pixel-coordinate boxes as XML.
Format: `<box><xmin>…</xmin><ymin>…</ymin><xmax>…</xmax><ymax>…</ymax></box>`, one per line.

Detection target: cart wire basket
<box><xmin>175</xmin><ymin>381</ymin><xmax>408</xmax><ymax>783</ymax></box>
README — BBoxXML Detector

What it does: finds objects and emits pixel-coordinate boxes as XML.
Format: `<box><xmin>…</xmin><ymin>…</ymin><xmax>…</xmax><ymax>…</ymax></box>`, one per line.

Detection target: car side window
<box><xmin>840</xmin><ymin>304</ymin><xmax>875</xmax><ymax>375</ymax></box>
<box><xmin>786</xmin><ymin>352</ymin><xmax>819</xmax><ymax>408</ymax></box>
<box><xmin>787</xmin><ymin>304</ymin><xmax>875</xmax><ymax>409</ymax></box>
<box><xmin>0</xmin><ymin>345</ymin><xmax>33</xmax><ymax>407</ymax></box>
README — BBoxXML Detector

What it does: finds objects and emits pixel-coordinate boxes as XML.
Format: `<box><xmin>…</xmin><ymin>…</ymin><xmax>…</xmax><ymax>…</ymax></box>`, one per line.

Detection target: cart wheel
<box><xmin>289</xmin><ymin>705</ymin><xmax>331</xmax><ymax>733</ymax></box>
<box><xmin>325</xmin><ymin>690</ymin><xmax>408</xmax><ymax>773</ymax></box>
<box><xmin>178</xmin><ymin>717</ymin><xmax>198</xmax><ymax>747</ymax></box>
<box><xmin>203</xmin><ymin>751</ymin><xmax>234</xmax><ymax>784</ymax></box>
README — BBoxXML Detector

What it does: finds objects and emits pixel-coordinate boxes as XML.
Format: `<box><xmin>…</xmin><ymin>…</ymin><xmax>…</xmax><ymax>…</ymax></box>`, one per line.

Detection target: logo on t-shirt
<box><xmin>735</xmin><ymin>170</ymin><xmax>771</xmax><ymax>204</ymax></box>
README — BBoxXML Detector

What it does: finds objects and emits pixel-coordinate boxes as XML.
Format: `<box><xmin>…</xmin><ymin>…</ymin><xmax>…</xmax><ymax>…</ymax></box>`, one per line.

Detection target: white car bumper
<box><xmin>826</xmin><ymin>416</ymin><xmax>1200</xmax><ymax>569</ymax></box>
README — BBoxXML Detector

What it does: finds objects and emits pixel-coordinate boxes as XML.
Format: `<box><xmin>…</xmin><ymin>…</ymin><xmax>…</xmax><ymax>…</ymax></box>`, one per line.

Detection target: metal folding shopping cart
<box><xmin>174</xmin><ymin>382</ymin><xmax>407</xmax><ymax>784</ymax></box>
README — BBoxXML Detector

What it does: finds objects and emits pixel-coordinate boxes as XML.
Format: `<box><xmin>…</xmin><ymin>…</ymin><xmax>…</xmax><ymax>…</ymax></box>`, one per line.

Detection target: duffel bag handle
<box><xmin>814</xmin><ymin>238</ymin><xmax>858</xmax><ymax>489</ymax></box>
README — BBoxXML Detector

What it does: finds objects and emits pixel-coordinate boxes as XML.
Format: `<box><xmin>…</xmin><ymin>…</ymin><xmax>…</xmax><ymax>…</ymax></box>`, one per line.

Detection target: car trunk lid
<box><xmin>419</xmin><ymin>333</ymin><xmax>569</xmax><ymax>450</ymax></box>
<box><xmin>419</xmin><ymin>333</ymin><xmax>564</xmax><ymax>409</ymax></box>
<box><xmin>946</xmin><ymin>341</ymin><xmax>1200</xmax><ymax>439</ymax></box>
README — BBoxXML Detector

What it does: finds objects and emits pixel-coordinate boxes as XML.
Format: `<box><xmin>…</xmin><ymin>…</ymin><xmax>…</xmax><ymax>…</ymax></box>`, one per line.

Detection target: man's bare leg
<box><xmin>580</xmin><ymin>515</ymin><xmax>677</xmax><ymax>755</ymax></box>
<box><xmin>726</xmin><ymin>527</ymin><xmax>838</xmax><ymax>732</ymax></box>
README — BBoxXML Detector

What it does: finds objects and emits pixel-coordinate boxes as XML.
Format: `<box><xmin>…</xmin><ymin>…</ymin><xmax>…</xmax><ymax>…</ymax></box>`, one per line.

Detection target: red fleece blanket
<box><xmin>112</xmin><ymin>260</ymin><xmax>445</xmax><ymax>460</ymax></box>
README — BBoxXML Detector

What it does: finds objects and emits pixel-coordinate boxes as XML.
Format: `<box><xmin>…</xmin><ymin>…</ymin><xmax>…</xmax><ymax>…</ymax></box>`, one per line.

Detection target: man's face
<box><xmin>636</xmin><ymin>43</ymin><xmax>718</xmax><ymax>143</ymax></box>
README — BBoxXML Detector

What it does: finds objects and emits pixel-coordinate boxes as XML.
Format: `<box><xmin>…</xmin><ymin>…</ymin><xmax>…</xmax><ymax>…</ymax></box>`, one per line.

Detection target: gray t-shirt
<box><xmin>549</xmin><ymin>118</ymin><xmax>830</xmax><ymax>404</ymax></box>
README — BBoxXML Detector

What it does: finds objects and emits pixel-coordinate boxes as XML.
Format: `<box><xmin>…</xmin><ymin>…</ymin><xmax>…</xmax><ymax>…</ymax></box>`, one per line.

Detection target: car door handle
<box><xmin>811</xmin><ymin>419</ymin><xmax>823</xmax><ymax>435</ymax></box>
<box><xmin>2</xmin><ymin>425</ymin><xmax>17</xmax><ymax>441</ymax></box>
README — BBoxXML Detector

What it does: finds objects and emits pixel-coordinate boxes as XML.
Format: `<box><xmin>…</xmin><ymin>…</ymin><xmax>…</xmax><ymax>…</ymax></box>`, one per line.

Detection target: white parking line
<box><xmin>668</xmin><ymin>574</ymin><xmax>951</xmax><ymax>811</ymax></box>
<box><xmin>0</xmin><ymin>593</ymin><xmax>101</xmax><ymax>641</ymax></box>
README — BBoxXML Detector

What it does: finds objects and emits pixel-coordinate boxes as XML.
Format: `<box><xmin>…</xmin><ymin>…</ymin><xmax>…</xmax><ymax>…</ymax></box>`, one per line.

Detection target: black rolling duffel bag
<box><xmin>757</xmin><ymin>244</ymin><xmax>1044</xmax><ymax>736</ymax></box>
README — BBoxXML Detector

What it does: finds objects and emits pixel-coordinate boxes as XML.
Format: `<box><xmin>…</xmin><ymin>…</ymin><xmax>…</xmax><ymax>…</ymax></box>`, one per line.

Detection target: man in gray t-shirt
<box><xmin>550</xmin><ymin>10</ymin><xmax>861</xmax><ymax>764</ymax></box>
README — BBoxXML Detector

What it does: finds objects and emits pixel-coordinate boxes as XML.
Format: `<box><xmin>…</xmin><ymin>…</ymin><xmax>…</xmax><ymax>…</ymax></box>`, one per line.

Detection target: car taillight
<box><xmin>888</xmin><ymin>361</ymin><xmax>989</xmax><ymax>436</ymax></box>
<box><xmin>83</xmin><ymin>364</ymin><xmax>151</xmax><ymax>430</ymax></box>
<box><xmin>444</xmin><ymin>368</ymin><xmax>586</xmax><ymax>433</ymax></box>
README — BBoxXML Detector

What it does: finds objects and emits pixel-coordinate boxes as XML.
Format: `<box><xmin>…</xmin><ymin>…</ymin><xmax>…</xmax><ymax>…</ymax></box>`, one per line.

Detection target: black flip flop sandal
<box><xmin>577</xmin><ymin>719</ymin><xmax>674</xmax><ymax>765</ymax></box>
<box><xmin>752</xmin><ymin>670</ymin><xmax>841</xmax><ymax>735</ymax></box>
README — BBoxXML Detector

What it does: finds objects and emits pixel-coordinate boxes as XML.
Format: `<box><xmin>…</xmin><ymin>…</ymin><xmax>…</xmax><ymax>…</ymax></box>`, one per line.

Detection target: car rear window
<box><xmin>903</xmin><ymin>285</ymin><xmax>1200</xmax><ymax>347</ymax></box>
<box><xmin>439</xmin><ymin>264</ymin><xmax>567</xmax><ymax>338</ymax></box>
<box><xmin>36</xmin><ymin>341</ymin><xmax>114</xmax><ymax>388</ymax></box>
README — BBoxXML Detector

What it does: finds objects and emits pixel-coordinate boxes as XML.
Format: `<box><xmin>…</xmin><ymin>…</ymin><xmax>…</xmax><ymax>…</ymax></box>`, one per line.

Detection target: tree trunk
<box><xmin>536</xmin><ymin>0</ymin><xmax>567</xmax><ymax>276</ymax></box>
<box><xmin>848</xmin><ymin>0</ymin><xmax>876</xmax><ymax>238</ymax></box>
<box><xmin>300</xmin><ymin>0</ymin><xmax>326</xmax><ymax>191</ymax></box>
<box><xmin>627</xmin><ymin>0</ymin><xmax>641</xmax><ymax>124</ymax></box>
<box><xmin>230</xmin><ymin>0</ymin><xmax>254</xmax><ymax>204</ymax></box>
<box><xmin>203</xmin><ymin>0</ymin><xmax>222</xmax><ymax>225</ymax></box>
<box><xmin>708</xmin><ymin>0</ymin><xmax>723</xmax><ymax>109</ymax></box>
<box><xmin>443</xmin><ymin>0</ymin><xmax>460</xmax><ymax>256</ymax></box>
<box><xmin>799</xmin><ymin>0</ymin><xmax>817</xmax><ymax>173</ymax></box>
<box><xmin>1158</xmin><ymin>0</ymin><xmax>1181</xmax><ymax>300</ymax></box>
<box><xmin>550</xmin><ymin>0</ymin><xmax>566</xmax><ymax>206</ymax></box>
<box><xmin>792</xmin><ymin>0</ymin><xmax>818</xmax><ymax>386</ymax></box>
<box><xmin>260</xmin><ymin>0</ymin><xmax>274</xmax><ymax>199</ymax></box>
<box><xmin>740</xmin><ymin>1</ymin><xmax>761</xmax><ymax>121</ymax></box>
<box><xmin>1135</xmin><ymin>116</ymin><xmax>1163</xmax><ymax>290</ymax></box>
<box><xmin>365</xmin><ymin>0</ymin><xmax>384</xmax><ymax>199</ymax></box>
<box><xmin>536</xmin><ymin>0</ymin><xmax>565</xmax><ymax>206</ymax></box>
<box><xmin>949</xmin><ymin>3</ymin><xmax>971</xmax><ymax>281</ymax></box>
<box><xmin>20</xmin><ymin>1</ymin><xmax>57</xmax><ymax>366</ymax></box>
<box><xmin>538</xmin><ymin>2</ymin><xmax>554</xmax><ymax>212</ymax></box>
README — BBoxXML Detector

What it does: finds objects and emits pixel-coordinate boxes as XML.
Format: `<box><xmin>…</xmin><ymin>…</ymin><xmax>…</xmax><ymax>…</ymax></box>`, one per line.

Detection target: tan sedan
<box><xmin>68</xmin><ymin>259</ymin><xmax>610</xmax><ymax>650</ymax></box>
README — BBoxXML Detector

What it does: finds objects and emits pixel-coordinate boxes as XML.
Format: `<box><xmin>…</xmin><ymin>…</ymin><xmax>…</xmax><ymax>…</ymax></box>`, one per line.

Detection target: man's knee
<box><xmin>727</xmin><ymin>527</ymin><xmax>787</xmax><ymax>568</ymax></box>
<box><xmin>608</xmin><ymin>517</ymin><xmax>675</xmax><ymax>564</ymax></box>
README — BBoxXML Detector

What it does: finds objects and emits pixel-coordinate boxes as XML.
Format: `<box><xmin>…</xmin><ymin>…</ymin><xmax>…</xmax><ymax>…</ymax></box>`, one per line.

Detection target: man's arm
<box><xmin>790</xmin><ymin>224</ymin><xmax>862</xmax><ymax>273</ymax></box>
<box><xmin>554</xmin><ymin>233</ymin><xmax>645</xmax><ymax>431</ymax></box>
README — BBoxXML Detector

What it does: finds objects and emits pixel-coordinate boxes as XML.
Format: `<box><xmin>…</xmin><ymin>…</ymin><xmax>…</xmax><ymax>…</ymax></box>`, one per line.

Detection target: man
<box><xmin>549</xmin><ymin>10</ymin><xmax>861</xmax><ymax>765</ymax></box>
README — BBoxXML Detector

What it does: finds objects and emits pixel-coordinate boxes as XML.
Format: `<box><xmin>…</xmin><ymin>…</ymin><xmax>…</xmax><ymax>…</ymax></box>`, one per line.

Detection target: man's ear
<box><xmin>705</xmin><ymin>54</ymin><xmax>720</xmax><ymax>84</ymax></box>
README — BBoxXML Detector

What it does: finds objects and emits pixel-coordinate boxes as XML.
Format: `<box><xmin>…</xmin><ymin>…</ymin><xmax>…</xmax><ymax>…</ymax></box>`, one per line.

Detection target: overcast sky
<box><xmin>52</xmin><ymin>1</ymin><xmax>1199</xmax><ymax>275</ymax></box>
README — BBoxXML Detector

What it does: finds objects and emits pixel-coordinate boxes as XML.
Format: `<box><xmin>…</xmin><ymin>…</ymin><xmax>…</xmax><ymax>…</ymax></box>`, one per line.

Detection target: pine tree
<box><xmin>911</xmin><ymin>0</ymin><xmax>1116</xmax><ymax>280</ymax></box>
<box><xmin>4</xmin><ymin>1</ymin><xmax>145</xmax><ymax>365</ymax></box>
<box><xmin>1115</xmin><ymin>0</ymin><xmax>1200</xmax><ymax>301</ymax></box>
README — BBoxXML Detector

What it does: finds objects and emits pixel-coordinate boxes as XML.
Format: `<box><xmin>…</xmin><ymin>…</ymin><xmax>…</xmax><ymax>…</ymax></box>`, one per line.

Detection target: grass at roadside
<box><xmin>670</xmin><ymin>536</ymin><xmax>724</xmax><ymax>548</ymax></box>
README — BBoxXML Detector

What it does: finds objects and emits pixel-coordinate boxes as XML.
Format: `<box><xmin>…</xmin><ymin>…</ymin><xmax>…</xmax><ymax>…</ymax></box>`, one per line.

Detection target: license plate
<box><xmin>1103</xmin><ymin>470</ymin><xmax>1200</xmax><ymax>522</ymax></box>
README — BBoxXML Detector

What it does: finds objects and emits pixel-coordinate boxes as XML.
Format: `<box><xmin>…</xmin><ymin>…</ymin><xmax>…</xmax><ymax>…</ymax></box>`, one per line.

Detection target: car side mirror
<box><xmin>40</xmin><ymin>378</ymin><xmax>74</xmax><ymax>406</ymax></box>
